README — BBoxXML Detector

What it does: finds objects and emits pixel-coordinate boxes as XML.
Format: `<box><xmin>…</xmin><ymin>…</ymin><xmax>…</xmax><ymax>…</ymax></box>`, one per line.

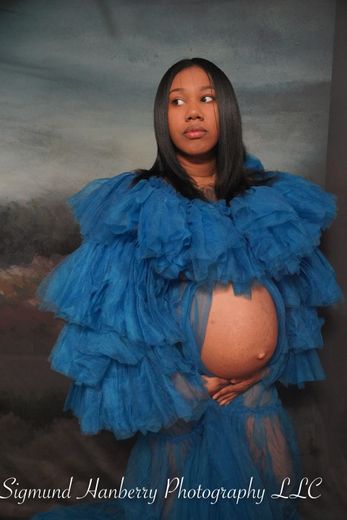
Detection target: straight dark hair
<box><xmin>130</xmin><ymin>57</ymin><xmax>270</xmax><ymax>205</ymax></box>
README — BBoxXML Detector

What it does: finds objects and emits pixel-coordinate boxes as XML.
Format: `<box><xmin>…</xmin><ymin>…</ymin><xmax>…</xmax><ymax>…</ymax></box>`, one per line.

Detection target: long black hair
<box><xmin>130</xmin><ymin>57</ymin><xmax>270</xmax><ymax>205</ymax></box>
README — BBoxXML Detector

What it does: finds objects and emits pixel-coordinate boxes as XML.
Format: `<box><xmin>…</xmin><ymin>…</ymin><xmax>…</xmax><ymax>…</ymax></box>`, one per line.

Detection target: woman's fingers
<box><xmin>212</xmin><ymin>384</ymin><xmax>236</xmax><ymax>400</ymax></box>
<box><xmin>201</xmin><ymin>375</ymin><xmax>230</xmax><ymax>395</ymax></box>
<box><xmin>213</xmin><ymin>374</ymin><xmax>262</xmax><ymax>401</ymax></box>
<box><xmin>218</xmin><ymin>393</ymin><xmax>237</xmax><ymax>406</ymax></box>
<box><xmin>226</xmin><ymin>371</ymin><xmax>263</xmax><ymax>392</ymax></box>
<box><xmin>204</xmin><ymin>368</ymin><xmax>267</xmax><ymax>402</ymax></box>
<box><xmin>203</xmin><ymin>376</ymin><xmax>229</xmax><ymax>386</ymax></box>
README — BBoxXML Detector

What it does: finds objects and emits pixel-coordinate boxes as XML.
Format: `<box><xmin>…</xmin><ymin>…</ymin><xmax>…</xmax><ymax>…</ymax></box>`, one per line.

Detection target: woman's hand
<box><xmin>201</xmin><ymin>375</ymin><xmax>231</xmax><ymax>396</ymax></box>
<box><xmin>201</xmin><ymin>369</ymin><xmax>267</xmax><ymax>406</ymax></box>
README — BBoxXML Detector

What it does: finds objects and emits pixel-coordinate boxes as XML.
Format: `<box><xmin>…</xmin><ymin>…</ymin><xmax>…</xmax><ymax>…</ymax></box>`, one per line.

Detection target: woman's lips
<box><xmin>184</xmin><ymin>130</ymin><xmax>207</xmax><ymax>139</ymax></box>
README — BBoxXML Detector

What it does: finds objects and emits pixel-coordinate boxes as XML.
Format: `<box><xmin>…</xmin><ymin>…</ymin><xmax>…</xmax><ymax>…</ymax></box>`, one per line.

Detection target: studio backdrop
<box><xmin>0</xmin><ymin>1</ymin><xmax>345</xmax><ymax>519</ymax></box>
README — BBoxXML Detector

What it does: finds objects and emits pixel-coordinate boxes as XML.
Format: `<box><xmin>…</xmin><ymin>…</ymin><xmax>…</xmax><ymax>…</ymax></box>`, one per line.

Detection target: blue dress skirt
<box><xmin>31</xmin><ymin>159</ymin><xmax>343</xmax><ymax>519</ymax></box>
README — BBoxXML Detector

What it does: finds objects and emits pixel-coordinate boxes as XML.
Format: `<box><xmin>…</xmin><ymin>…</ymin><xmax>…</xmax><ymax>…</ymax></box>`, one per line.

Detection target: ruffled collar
<box><xmin>145</xmin><ymin>152</ymin><xmax>267</xmax><ymax>213</ymax></box>
<box><xmin>68</xmin><ymin>155</ymin><xmax>336</xmax><ymax>294</ymax></box>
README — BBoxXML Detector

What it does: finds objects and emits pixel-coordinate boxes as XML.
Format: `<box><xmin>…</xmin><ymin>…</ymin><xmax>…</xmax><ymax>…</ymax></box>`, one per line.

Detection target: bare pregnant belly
<box><xmin>200</xmin><ymin>283</ymin><xmax>278</xmax><ymax>379</ymax></box>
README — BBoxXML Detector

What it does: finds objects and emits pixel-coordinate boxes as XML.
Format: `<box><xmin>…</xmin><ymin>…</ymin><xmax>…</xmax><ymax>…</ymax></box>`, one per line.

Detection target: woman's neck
<box><xmin>176</xmin><ymin>153</ymin><xmax>217</xmax><ymax>188</ymax></box>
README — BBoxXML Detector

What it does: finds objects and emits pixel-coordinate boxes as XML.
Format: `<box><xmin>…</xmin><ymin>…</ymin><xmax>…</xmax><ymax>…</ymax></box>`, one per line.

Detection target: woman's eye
<box><xmin>171</xmin><ymin>98</ymin><xmax>184</xmax><ymax>106</ymax></box>
<box><xmin>202</xmin><ymin>95</ymin><xmax>215</xmax><ymax>102</ymax></box>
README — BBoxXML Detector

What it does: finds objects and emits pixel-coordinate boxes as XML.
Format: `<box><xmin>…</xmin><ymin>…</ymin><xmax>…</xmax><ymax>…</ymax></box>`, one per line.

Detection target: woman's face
<box><xmin>167</xmin><ymin>66</ymin><xmax>219</xmax><ymax>161</ymax></box>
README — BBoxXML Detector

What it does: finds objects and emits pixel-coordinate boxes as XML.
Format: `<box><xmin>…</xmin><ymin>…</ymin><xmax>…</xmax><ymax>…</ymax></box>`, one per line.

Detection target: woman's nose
<box><xmin>185</xmin><ymin>103</ymin><xmax>203</xmax><ymax>120</ymax></box>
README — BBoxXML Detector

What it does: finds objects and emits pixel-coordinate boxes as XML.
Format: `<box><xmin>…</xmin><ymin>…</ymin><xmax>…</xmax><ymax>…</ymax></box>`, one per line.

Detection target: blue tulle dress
<box><xmin>32</xmin><ymin>156</ymin><xmax>343</xmax><ymax>519</ymax></box>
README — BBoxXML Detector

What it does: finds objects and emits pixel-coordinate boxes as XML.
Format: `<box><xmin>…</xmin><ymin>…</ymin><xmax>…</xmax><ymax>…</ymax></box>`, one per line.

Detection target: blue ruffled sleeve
<box><xmin>265</xmin><ymin>172</ymin><xmax>344</xmax><ymax>388</ymax></box>
<box><xmin>36</xmin><ymin>172</ymin><xmax>209</xmax><ymax>439</ymax></box>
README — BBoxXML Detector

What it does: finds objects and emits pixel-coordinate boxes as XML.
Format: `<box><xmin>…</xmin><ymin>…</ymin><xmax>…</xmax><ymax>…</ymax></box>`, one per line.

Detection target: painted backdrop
<box><xmin>0</xmin><ymin>1</ymin><xmax>344</xmax><ymax>519</ymax></box>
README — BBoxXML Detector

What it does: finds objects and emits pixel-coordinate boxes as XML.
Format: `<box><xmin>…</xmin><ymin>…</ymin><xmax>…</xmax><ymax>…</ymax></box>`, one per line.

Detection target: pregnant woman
<box><xmin>32</xmin><ymin>58</ymin><xmax>343</xmax><ymax>519</ymax></box>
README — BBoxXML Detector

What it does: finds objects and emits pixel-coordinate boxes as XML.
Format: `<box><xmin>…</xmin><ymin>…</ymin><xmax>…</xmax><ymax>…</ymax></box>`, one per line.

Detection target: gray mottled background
<box><xmin>1</xmin><ymin>1</ymin><xmax>345</xmax><ymax>519</ymax></box>
<box><xmin>0</xmin><ymin>0</ymin><xmax>335</xmax><ymax>203</ymax></box>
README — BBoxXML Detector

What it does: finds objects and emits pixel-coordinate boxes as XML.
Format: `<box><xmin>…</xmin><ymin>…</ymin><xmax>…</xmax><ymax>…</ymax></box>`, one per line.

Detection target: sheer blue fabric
<box><xmin>32</xmin><ymin>156</ymin><xmax>343</xmax><ymax>519</ymax></box>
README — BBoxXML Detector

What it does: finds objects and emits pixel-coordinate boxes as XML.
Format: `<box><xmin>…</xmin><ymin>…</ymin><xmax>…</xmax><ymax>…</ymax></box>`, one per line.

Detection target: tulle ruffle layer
<box><xmin>64</xmin><ymin>169</ymin><xmax>338</xmax><ymax>288</ymax></box>
<box><xmin>59</xmin><ymin>335</ymin><xmax>208</xmax><ymax>438</ymax></box>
